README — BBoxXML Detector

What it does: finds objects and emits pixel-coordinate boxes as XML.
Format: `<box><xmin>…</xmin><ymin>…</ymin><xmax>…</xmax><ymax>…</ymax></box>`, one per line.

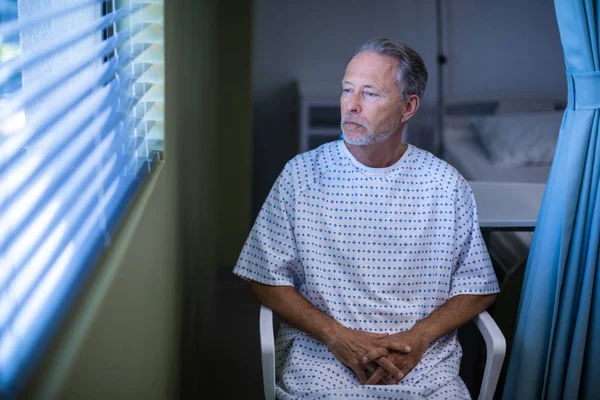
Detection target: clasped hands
<box><xmin>326</xmin><ymin>327</ymin><xmax>429</xmax><ymax>385</ymax></box>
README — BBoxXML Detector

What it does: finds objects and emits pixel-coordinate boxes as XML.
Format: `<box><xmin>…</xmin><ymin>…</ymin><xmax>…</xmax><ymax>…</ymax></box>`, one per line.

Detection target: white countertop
<box><xmin>469</xmin><ymin>181</ymin><xmax>546</xmax><ymax>230</ymax></box>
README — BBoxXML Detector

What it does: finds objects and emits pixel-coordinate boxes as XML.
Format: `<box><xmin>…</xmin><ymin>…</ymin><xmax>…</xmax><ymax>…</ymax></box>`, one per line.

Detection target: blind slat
<box><xmin>0</xmin><ymin>105</ymin><xmax>120</xmax><ymax>261</ymax></box>
<box><xmin>0</xmin><ymin>38</ymin><xmax>150</xmax><ymax>174</ymax></box>
<box><xmin>0</xmin><ymin>161</ymin><xmax>130</xmax><ymax>375</ymax></box>
<box><xmin>136</xmin><ymin>64</ymin><xmax>164</xmax><ymax>84</ymax></box>
<box><xmin>0</xmin><ymin>27</ymin><xmax>145</xmax><ymax>124</ymax></box>
<box><xmin>0</xmin><ymin>58</ymin><xmax>118</xmax><ymax>172</ymax></box>
<box><xmin>0</xmin><ymin>150</ymin><xmax>126</xmax><ymax>333</ymax></box>
<box><xmin>122</xmin><ymin>3</ymin><xmax>163</xmax><ymax>25</ymax></box>
<box><xmin>0</xmin><ymin>148</ymin><xmax>125</xmax><ymax>332</ymax></box>
<box><xmin>0</xmin><ymin>6</ymin><xmax>145</xmax><ymax>88</ymax></box>
<box><xmin>142</xmin><ymin>102</ymin><xmax>164</xmax><ymax>122</ymax></box>
<box><xmin>128</xmin><ymin>24</ymin><xmax>163</xmax><ymax>45</ymax></box>
<box><xmin>0</xmin><ymin>37</ymin><xmax>118</xmax><ymax>123</ymax></box>
<box><xmin>123</xmin><ymin>0</ymin><xmax>162</xmax><ymax>4</ymax></box>
<box><xmin>146</xmin><ymin>121</ymin><xmax>163</xmax><ymax>139</ymax></box>
<box><xmin>138</xmin><ymin>84</ymin><xmax>164</xmax><ymax>103</ymax></box>
<box><xmin>0</xmin><ymin>0</ymin><xmax>102</xmax><ymax>38</ymax></box>
<box><xmin>128</xmin><ymin>43</ymin><xmax>164</xmax><ymax>66</ymax></box>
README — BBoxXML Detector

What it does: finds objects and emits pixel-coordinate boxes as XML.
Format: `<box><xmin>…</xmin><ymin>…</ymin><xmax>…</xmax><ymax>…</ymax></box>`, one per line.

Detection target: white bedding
<box><xmin>442</xmin><ymin>126</ymin><xmax>551</xmax><ymax>251</ymax></box>
<box><xmin>437</xmin><ymin>95</ymin><xmax>565</xmax><ymax>265</ymax></box>
<box><xmin>443</xmin><ymin>126</ymin><xmax>552</xmax><ymax>183</ymax></box>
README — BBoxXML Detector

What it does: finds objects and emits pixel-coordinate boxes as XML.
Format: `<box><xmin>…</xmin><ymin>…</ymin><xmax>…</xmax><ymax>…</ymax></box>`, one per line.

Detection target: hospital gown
<box><xmin>233</xmin><ymin>140</ymin><xmax>500</xmax><ymax>399</ymax></box>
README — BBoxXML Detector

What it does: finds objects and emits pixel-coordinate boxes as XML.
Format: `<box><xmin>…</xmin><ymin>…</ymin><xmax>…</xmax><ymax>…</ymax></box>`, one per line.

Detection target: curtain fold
<box><xmin>503</xmin><ymin>1</ymin><xmax>600</xmax><ymax>399</ymax></box>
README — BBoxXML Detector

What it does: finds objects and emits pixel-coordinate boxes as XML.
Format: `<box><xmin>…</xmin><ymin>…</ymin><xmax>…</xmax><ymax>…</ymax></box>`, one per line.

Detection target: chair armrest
<box><xmin>261</xmin><ymin>307</ymin><xmax>504</xmax><ymax>400</ymax></box>
<box><xmin>260</xmin><ymin>305</ymin><xmax>276</xmax><ymax>400</ymax></box>
<box><xmin>473</xmin><ymin>311</ymin><xmax>506</xmax><ymax>400</ymax></box>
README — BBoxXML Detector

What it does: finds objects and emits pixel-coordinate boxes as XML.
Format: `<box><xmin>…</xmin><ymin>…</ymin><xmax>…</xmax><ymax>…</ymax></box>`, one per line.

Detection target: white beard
<box><xmin>340</xmin><ymin>115</ymin><xmax>400</xmax><ymax>146</ymax></box>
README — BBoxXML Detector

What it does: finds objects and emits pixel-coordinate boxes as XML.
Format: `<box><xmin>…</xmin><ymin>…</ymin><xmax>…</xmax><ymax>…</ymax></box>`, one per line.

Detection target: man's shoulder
<box><xmin>409</xmin><ymin>145</ymin><xmax>468</xmax><ymax>190</ymax></box>
<box><xmin>282</xmin><ymin>141</ymin><xmax>343</xmax><ymax>189</ymax></box>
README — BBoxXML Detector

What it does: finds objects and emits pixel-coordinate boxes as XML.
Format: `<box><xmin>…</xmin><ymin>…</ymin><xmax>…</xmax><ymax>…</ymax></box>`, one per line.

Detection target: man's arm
<box><xmin>364</xmin><ymin>293</ymin><xmax>497</xmax><ymax>385</ymax></box>
<box><xmin>411</xmin><ymin>293</ymin><xmax>497</xmax><ymax>345</ymax></box>
<box><xmin>251</xmin><ymin>281</ymin><xmax>407</xmax><ymax>383</ymax></box>
<box><xmin>251</xmin><ymin>281</ymin><xmax>337</xmax><ymax>342</ymax></box>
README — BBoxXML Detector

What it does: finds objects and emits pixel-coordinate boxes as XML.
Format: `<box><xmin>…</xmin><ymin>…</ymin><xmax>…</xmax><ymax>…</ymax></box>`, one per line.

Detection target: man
<box><xmin>233</xmin><ymin>38</ymin><xmax>499</xmax><ymax>399</ymax></box>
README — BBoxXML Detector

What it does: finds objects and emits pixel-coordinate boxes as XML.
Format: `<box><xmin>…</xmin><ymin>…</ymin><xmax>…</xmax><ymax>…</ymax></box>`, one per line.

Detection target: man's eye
<box><xmin>364</xmin><ymin>92</ymin><xmax>377</xmax><ymax>97</ymax></box>
<box><xmin>342</xmin><ymin>88</ymin><xmax>352</xmax><ymax>93</ymax></box>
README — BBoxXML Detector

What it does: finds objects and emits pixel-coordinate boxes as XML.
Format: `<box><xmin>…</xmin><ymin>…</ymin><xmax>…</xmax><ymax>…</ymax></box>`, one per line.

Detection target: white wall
<box><xmin>444</xmin><ymin>0</ymin><xmax>566</xmax><ymax>98</ymax></box>
<box><xmin>253</xmin><ymin>0</ymin><xmax>565</xmax><ymax>104</ymax></box>
<box><xmin>253</xmin><ymin>0</ymin><xmax>438</xmax><ymax>104</ymax></box>
<box><xmin>251</xmin><ymin>0</ymin><xmax>566</xmax><ymax>214</ymax></box>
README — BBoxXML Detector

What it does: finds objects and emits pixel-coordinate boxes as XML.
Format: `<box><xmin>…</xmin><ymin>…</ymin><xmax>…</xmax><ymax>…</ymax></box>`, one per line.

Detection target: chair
<box><xmin>259</xmin><ymin>305</ymin><xmax>506</xmax><ymax>400</ymax></box>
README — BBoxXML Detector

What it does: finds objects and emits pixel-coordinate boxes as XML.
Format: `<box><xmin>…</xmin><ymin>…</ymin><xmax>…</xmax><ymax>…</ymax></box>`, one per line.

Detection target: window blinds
<box><xmin>0</xmin><ymin>0</ymin><xmax>164</xmax><ymax>394</ymax></box>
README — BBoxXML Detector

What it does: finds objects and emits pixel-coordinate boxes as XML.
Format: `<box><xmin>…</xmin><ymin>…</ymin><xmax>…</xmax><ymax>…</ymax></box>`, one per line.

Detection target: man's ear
<box><xmin>401</xmin><ymin>94</ymin><xmax>420</xmax><ymax>123</ymax></box>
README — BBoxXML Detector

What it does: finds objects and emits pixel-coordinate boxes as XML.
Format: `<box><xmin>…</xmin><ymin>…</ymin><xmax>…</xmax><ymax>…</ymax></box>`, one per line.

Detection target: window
<box><xmin>0</xmin><ymin>0</ymin><xmax>23</xmax><ymax>136</ymax></box>
<box><xmin>0</xmin><ymin>0</ymin><xmax>164</xmax><ymax>395</ymax></box>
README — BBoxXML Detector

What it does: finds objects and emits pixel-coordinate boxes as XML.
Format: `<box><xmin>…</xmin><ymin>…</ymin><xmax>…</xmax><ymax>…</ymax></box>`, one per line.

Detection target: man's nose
<box><xmin>344</xmin><ymin>92</ymin><xmax>362</xmax><ymax>114</ymax></box>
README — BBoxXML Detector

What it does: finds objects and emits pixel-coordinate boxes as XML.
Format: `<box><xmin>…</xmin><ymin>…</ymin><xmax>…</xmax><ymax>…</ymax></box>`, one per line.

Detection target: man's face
<box><xmin>340</xmin><ymin>51</ymin><xmax>404</xmax><ymax>146</ymax></box>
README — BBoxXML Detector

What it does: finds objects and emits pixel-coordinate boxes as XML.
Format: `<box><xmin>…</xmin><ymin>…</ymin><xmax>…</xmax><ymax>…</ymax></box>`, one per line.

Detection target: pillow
<box><xmin>470</xmin><ymin>111</ymin><xmax>563</xmax><ymax>167</ymax></box>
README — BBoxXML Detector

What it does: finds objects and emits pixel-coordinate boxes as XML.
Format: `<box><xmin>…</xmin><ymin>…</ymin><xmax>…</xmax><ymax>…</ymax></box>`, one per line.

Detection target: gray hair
<box><xmin>354</xmin><ymin>38</ymin><xmax>428</xmax><ymax>99</ymax></box>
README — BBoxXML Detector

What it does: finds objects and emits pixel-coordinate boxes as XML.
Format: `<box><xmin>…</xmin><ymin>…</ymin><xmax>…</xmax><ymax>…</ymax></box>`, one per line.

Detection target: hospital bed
<box><xmin>439</xmin><ymin>92</ymin><xmax>566</xmax><ymax>273</ymax></box>
<box><xmin>442</xmin><ymin>92</ymin><xmax>565</xmax><ymax>184</ymax></box>
<box><xmin>436</xmin><ymin>92</ymin><xmax>566</xmax><ymax>397</ymax></box>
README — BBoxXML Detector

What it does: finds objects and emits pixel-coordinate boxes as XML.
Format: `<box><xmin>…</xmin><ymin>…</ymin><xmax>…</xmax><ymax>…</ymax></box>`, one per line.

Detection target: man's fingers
<box><xmin>362</xmin><ymin>347</ymin><xmax>389</xmax><ymax>364</ymax></box>
<box><xmin>364</xmin><ymin>361</ymin><xmax>377</xmax><ymax>375</ymax></box>
<box><xmin>387</xmin><ymin>370</ymin><xmax>405</xmax><ymax>385</ymax></box>
<box><xmin>373</xmin><ymin>357</ymin><xmax>401</xmax><ymax>377</ymax></box>
<box><xmin>388</xmin><ymin>360</ymin><xmax>412</xmax><ymax>385</ymax></box>
<box><xmin>364</xmin><ymin>367</ymin><xmax>387</xmax><ymax>385</ymax></box>
<box><xmin>353</xmin><ymin>364</ymin><xmax>368</xmax><ymax>385</ymax></box>
<box><xmin>380</xmin><ymin>338</ymin><xmax>412</xmax><ymax>353</ymax></box>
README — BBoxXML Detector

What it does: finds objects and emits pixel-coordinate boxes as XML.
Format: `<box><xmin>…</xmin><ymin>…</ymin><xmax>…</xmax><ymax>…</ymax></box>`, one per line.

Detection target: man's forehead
<box><xmin>343</xmin><ymin>51</ymin><xmax>399</xmax><ymax>86</ymax></box>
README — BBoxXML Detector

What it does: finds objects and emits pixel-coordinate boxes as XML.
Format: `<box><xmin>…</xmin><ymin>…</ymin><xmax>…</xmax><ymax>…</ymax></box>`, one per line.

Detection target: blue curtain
<box><xmin>502</xmin><ymin>1</ymin><xmax>600</xmax><ymax>399</ymax></box>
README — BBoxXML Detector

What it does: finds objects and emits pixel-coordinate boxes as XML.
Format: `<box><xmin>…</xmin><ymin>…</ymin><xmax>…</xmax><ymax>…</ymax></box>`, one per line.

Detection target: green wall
<box><xmin>217</xmin><ymin>0</ymin><xmax>253</xmax><ymax>267</ymax></box>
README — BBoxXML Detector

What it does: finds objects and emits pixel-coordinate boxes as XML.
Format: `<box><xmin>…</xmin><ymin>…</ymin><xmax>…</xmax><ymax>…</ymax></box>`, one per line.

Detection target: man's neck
<box><xmin>344</xmin><ymin>131</ymin><xmax>407</xmax><ymax>168</ymax></box>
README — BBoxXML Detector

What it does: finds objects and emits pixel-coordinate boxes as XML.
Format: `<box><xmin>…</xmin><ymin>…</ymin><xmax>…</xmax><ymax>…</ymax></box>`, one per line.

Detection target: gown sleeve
<box><xmin>449</xmin><ymin>176</ymin><xmax>500</xmax><ymax>298</ymax></box>
<box><xmin>233</xmin><ymin>161</ymin><xmax>304</xmax><ymax>288</ymax></box>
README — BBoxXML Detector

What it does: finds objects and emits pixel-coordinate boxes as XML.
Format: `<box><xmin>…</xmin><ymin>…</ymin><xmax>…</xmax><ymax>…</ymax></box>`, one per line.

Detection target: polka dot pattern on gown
<box><xmin>233</xmin><ymin>140</ymin><xmax>500</xmax><ymax>399</ymax></box>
